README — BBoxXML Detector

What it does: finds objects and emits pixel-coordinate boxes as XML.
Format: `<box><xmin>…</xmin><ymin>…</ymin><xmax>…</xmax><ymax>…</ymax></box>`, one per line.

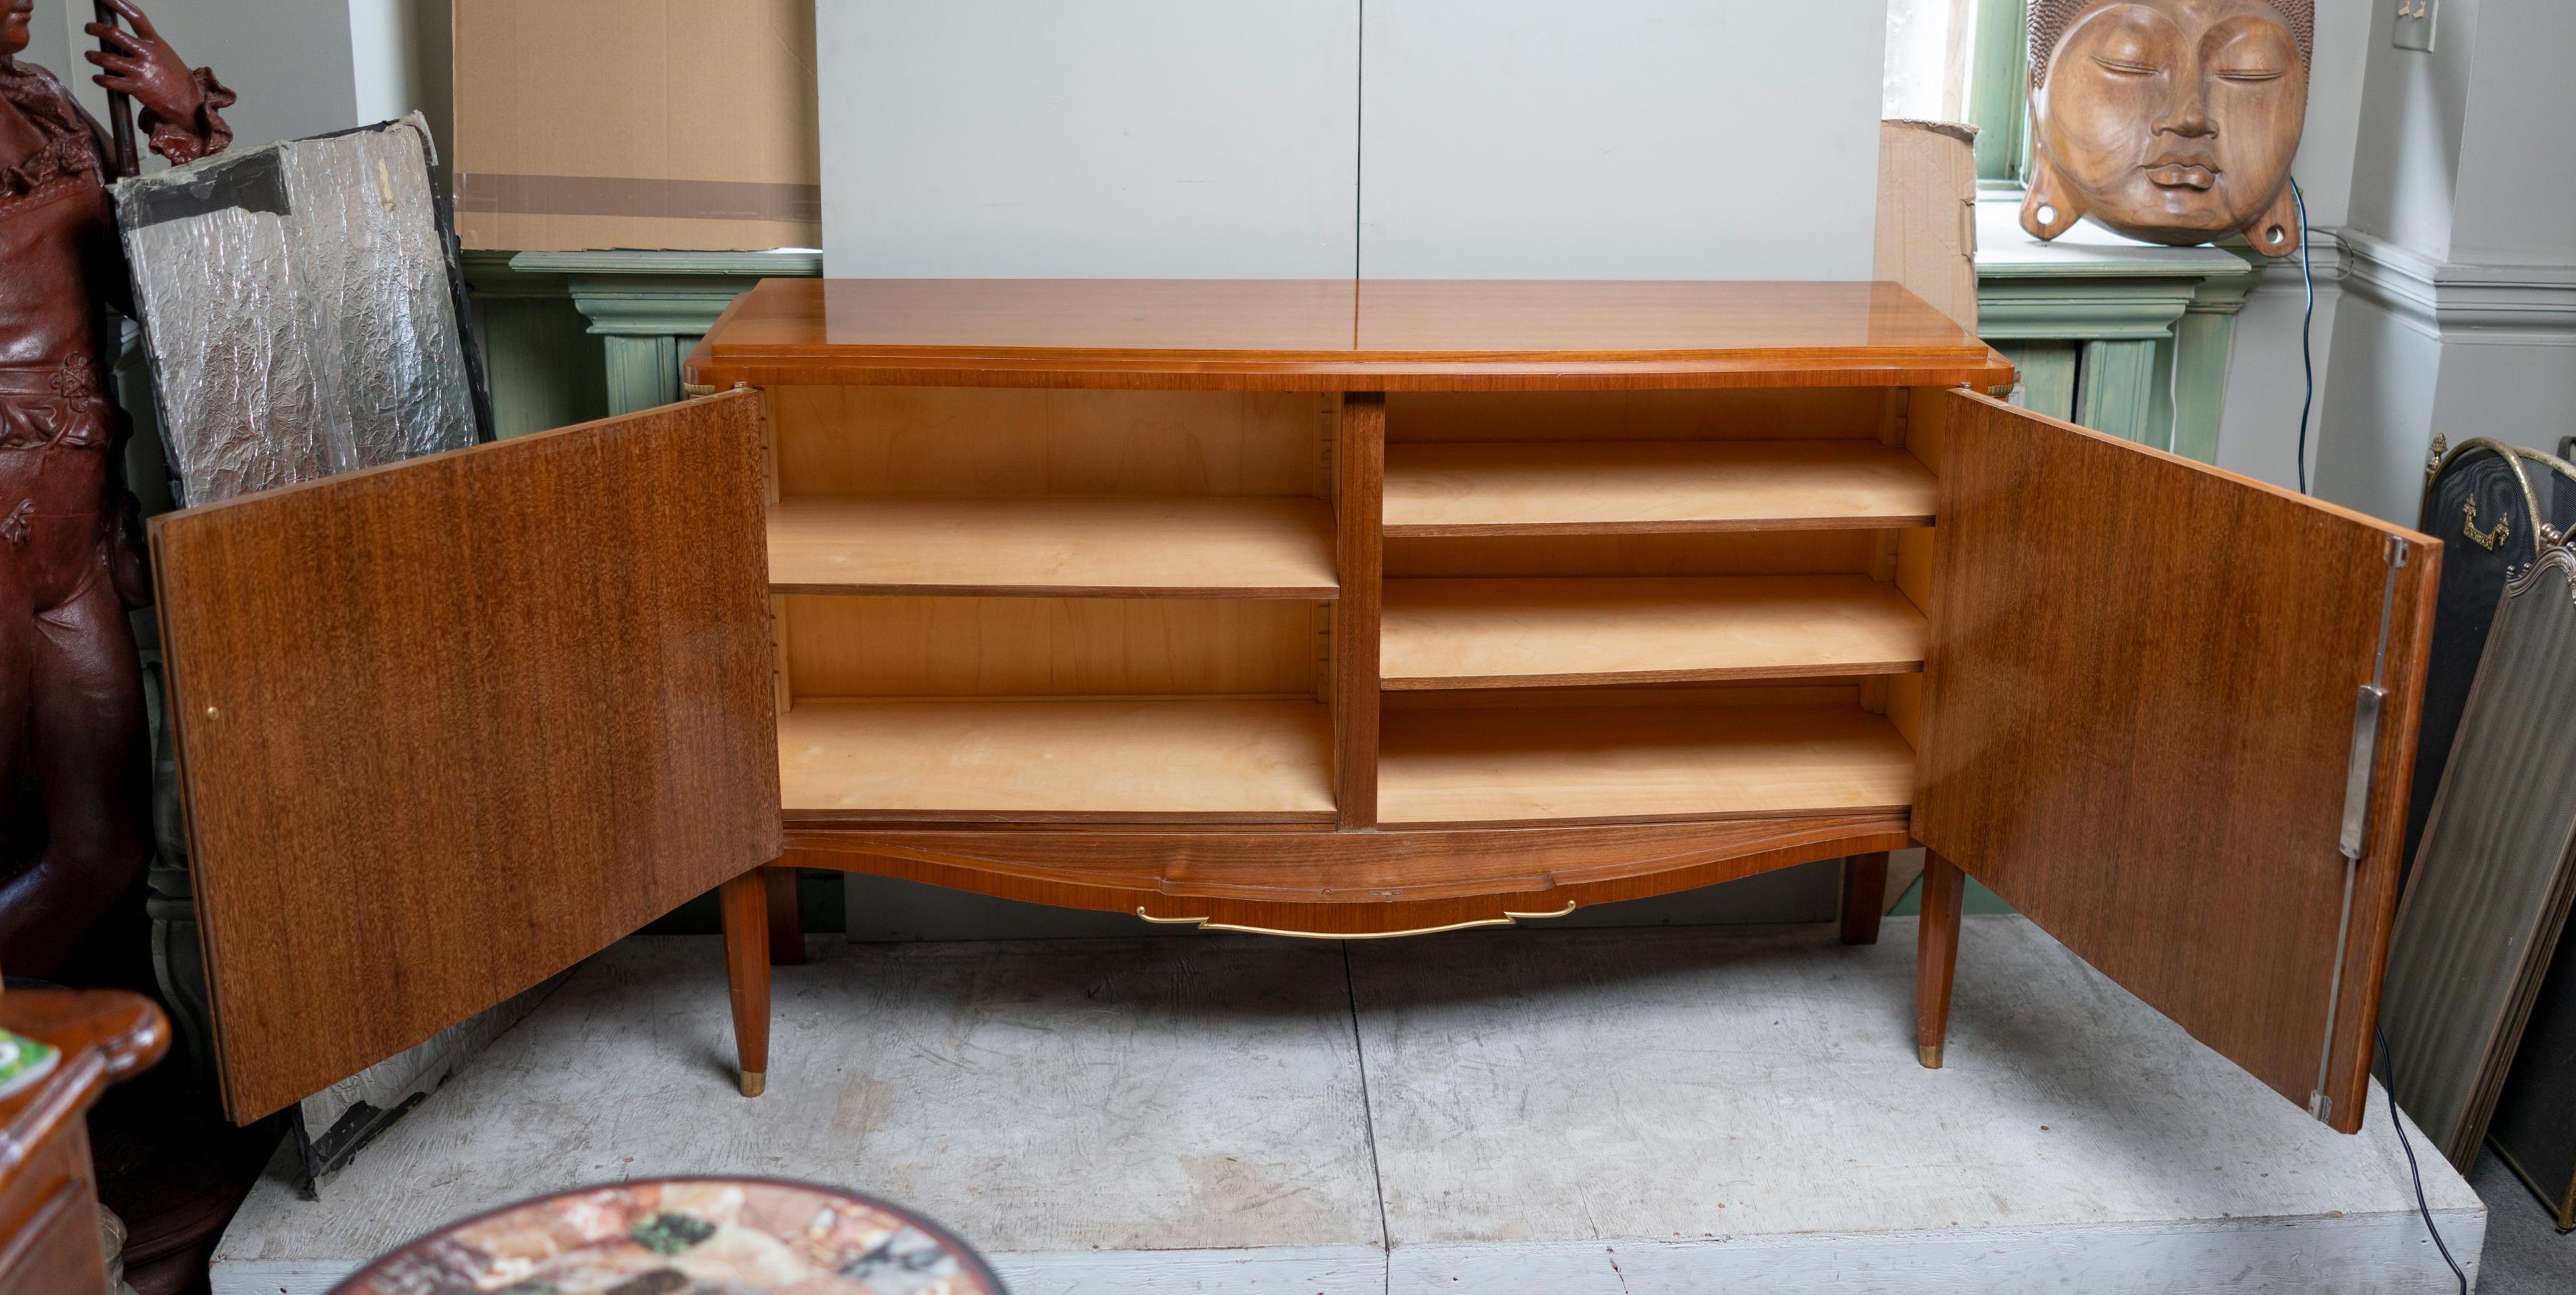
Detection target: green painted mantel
<box><xmin>462</xmin><ymin>233</ymin><xmax>2256</xmax><ymax>467</ymax></box>
<box><xmin>462</xmin><ymin>248</ymin><xmax>823</xmax><ymax>436</ymax></box>
<box><xmin>1974</xmin><ymin>199</ymin><xmax>2258</xmax><ymax>463</ymax></box>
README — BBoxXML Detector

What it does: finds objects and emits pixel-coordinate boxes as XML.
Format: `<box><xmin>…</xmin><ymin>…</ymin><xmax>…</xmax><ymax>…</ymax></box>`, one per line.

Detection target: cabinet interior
<box><xmin>762</xmin><ymin>383</ymin><xmax>1943</xmax><ymax>825</ymax></box>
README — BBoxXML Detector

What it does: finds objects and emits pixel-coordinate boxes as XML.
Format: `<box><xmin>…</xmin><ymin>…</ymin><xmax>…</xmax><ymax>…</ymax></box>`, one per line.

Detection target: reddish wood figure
<box><xmin>0</xmin><ymin>0</ymin><xmax>230</xmax><ymax>973</ymax></box>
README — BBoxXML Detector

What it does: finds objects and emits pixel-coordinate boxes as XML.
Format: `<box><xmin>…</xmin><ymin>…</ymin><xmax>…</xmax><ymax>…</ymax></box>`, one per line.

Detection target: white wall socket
<box><xmin>2394</xmin><ymin>0</ymin><xmax>2436</xmax><ymax>52</ymax></box>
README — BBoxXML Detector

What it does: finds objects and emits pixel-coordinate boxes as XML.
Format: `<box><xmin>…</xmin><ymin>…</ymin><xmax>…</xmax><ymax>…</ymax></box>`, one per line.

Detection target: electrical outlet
<box><xmin>2394</xmin><ymin>0</ymin><xmax>2436</xmax><ymax>52</ymax></box>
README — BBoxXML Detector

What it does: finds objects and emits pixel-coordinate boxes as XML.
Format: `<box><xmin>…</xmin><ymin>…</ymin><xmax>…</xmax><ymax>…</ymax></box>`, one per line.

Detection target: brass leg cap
<box><xmin>1918</xmin><ymin>1044</ymin><xmax>1944</xmax><ymax>1070</ymax></box>
<box><xmin>740</xmin><ymin>1070</ymin><xmax>766</xmax><ymax>1098</ymax></box>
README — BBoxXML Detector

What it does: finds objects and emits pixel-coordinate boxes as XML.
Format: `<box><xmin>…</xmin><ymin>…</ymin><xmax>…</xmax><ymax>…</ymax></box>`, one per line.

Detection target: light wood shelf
<box><xmin>766</xmin><ymin>496</ymin><xmax>1338</xmax><ymax>597</ymax></box>
<box><xmin>779</xmin><ymin>698</ymin><xmax>1336</xmax><ymax>821</ymax></box>
<box><xmin>1381</xmin><ymin>575</ymin><xmax>1927</xmax><ymax>690</ymax></box>
<box><xmin>1382</xmin><ymin>440</ymin><xmax>1934</xmax><ymax>536</ymax></box>
<box><xmin>1378</xmin><ymin>704</ymin><xmax>1916</xmax><ymax>827</ymax></box>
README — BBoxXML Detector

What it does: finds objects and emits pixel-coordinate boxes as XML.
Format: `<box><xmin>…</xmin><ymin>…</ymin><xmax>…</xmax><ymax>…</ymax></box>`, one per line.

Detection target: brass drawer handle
<box><xmin>1135</xmin><ymin>901</ymin><xmax>1579</xmax><ymax>941</ymax></box>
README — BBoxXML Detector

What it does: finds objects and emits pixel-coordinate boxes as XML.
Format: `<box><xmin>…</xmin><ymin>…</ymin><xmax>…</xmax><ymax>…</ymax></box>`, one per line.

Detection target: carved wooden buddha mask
<box><xmin>2023</xmin><ymin>0</ymin><xmax>2312</xmax><ymax>255</ymax></box>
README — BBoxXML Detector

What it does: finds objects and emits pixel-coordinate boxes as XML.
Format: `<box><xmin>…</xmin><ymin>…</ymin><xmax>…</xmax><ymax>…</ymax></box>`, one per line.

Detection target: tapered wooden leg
<box><xmin>719</xmin><ymin>870</ymin><xmax>771</xmax><ymax>1097</ymax></box>
<box><xmin>1839</xmin><ymin>851</ymin><xmax>1890</xmax><ymax>945</ymax></box>
<box><xmin>763</xmin><ymin>866</ymin><xmax>805</xmax><ymax>966</ymax></box>
<box><xmin>1916</xmin><ymin>849</ymin><xmax>1965</xmax><ymax>1069</ymax></box>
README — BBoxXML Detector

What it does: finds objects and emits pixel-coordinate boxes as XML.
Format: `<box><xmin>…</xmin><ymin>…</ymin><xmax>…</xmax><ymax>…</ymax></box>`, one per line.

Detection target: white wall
<box><xmin>817</xmin><ymin>0</ymin><xmax>1362</xmax><ymax>278</ymax></box>
<box><xmin>60</xmin><ymin>0</ymin><xmax>356</xmax><ymax>157</ymax></box>
<box><xmin>1357</xmin><ymin>0</ymin><xmax>1885</xmax><ymax>279</ymax></box>
<box><xmin>53</xmin><ymin>0</ymin><xmax>447</xmax><ymax>164</ymax></box>
<box><xmin>20</xmin><ymin>0</ymin><xmax>69</xmax><ymax>81</ymax></box>
<box><xmin>2445</xmin><ymin>0</ymin><xmax>2576</xmax><ymax>270</ymax></box>
<box><xmin>348</xmin><ymin>0</ymin><xmax>450</xmax><ymax>165</ymax></box>
<box><xmin>2313</xmin><ymin>0</ymin><xmax>2576</xmax><ymax>525</ymax></box>
<box><xmin>2342</xmin><ymin>0</ymin><xmax>2478</xmax><ymax>263</ymax></box>
<box><xmin>2212</xmin><ymin>0</ymin><xmax>2373</xmax><ymax>492</ymax></box>
<box><xmin>819</xmin><ymin>0</ymin><xmax>1889</xmax><ymax>280</ymax></box>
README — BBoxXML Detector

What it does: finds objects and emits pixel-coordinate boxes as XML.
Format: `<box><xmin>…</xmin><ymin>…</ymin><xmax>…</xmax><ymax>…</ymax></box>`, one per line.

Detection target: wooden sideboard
<box><xmin>146</xmin><ymin>279</ymin><xmax>2435</xmax><ymax>1137</ymax></box>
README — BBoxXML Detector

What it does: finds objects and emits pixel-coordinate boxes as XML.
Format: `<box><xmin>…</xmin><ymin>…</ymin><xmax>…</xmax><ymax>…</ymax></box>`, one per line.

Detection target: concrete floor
<box><xmin>214</xmin><ymin>915</ymin><xmax>2487</xmax><ymax>1294</ymax></box>
<box><xmin>2473</xmin><ymin>1148</ymin><xmax>2576</xmax><ymax>1295</ymax></box>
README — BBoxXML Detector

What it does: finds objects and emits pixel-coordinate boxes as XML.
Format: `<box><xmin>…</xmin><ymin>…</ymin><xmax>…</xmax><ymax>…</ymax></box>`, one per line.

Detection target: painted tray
<box><xmin>330</xmin><ymin>1176</ymin><xmax>1005</xmax><ymax>1295</ymax></box>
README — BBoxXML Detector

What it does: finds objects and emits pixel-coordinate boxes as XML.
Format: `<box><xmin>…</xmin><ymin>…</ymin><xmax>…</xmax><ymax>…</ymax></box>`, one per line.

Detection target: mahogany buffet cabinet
<box><xmin>149</xmin><ymin>280</ymin><xmax>2437</xmax><ymax>1136</ymax></box>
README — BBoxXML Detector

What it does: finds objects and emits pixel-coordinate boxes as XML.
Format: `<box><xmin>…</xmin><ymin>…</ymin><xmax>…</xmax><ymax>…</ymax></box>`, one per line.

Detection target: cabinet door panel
<box><xmin>1916</xmin><ymin>391</ymin><xmax>2436</xmax><ymax>1133</ymax></box>
<box><xmin>151</xmin><ymin>391</ymin><xmax>780</xmax><ymax>1123</ymax></box>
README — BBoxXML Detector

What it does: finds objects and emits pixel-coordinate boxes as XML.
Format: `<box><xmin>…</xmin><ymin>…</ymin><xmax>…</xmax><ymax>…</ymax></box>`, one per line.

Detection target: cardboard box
<box><xmin>1873</xmin><ymin>119</ymin><xmax>1980</xmax><ymax>331</ymax></box>
<box><xmin>452</xmin><ymin>1</ymin><xmax>820</xmax><ymax>252</ymax></box>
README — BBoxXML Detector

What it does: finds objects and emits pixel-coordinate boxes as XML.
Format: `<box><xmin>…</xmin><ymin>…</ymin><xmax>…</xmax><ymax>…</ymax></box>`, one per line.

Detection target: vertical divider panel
<box><xmin>1335</xmin><ymin>393</ymin><xmax>1387</xmax><ymax>829</ymax></box>
<box><xmin>758</xmin><ymin>388</ymin><xmax>792</xmax><ymax>718</ymax></box>
<box><xmin>1887</xmin><ymin>387</ymin><xmax>1946</xmax><ymax>753</ymax></box>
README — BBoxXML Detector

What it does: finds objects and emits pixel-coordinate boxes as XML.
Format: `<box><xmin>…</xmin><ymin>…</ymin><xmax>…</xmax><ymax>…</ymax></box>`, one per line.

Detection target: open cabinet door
<box><xmin>1914</xmin><ymin>391</ymin><xmax>2437</xmax><ymax>1134</ymax></box>
<box><xmin>150</xmin><ymin>391</ymin><xmax>781</xmax><ymax>1123</ymax></box>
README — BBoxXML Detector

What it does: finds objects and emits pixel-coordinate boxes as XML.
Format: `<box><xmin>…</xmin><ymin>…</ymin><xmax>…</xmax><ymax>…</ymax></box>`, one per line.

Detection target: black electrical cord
<box><xmin>2376</xmin><ymin>1025</ymin><xmax>2470</xmax><ymax>1294</ymax></box>
<box><xmin>2291</xmin><ymin>177</ymin><xmax>2316</xmax><ymax>495</ymax></box>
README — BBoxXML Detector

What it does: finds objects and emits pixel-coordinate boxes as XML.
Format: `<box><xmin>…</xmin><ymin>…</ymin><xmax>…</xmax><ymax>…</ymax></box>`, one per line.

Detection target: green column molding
<box><xmin>1976</xmin><ymin>203</ymin><xmax>2255</xmax><ymax>460</ymax></box>
<box><xmin>460</xmin><ymin>250</ymin><xmax>610</xmax><ymax>439</ymax></box>
<box><xmin>2076</xmin><ymin>338</ymin><xmax>2163</xmax><ymax>448</ymax></box>
<box><xmin>509</xmin><ymin>250</ymin><xmax>824</xmax><ymax>418</ymax></box>
<box><xmin>2170</xmin><ymin>265</ymin><xmax>2259</xmax><ymax>464</ymax></box>
<box><xmin>1989</xmin><ymin>340</ymin><xmax>2078</xmax><ymax>424</ymax></box>
<box><xmin>1966</xmin><ymin>0</ymin><xmax>2031</xmax><ymax>189</ymax></box>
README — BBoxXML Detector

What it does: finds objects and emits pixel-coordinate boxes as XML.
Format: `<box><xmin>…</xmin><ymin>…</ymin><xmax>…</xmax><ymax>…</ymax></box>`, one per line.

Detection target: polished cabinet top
<box><xmin>688</xmin><ymin>278</ymin><xmax>2014</xmax><ymax>391</ymax></box>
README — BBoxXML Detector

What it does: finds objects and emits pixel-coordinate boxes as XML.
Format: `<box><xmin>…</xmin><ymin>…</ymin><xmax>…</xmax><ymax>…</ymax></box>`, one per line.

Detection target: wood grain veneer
<box><xmin>153</xmin><ymin>394</ymin><xmax>783</xmax><ymax>1122</ymax></box>
<box><xmin>779</xmin><ymin>595</ymin><xmax>1319</xmax><ymax>700</ymax></box>
<box><xmin>765</xmin><ymin>496</ymin><xmax>1337</xmax><ymax>597</ymax></box>
<box><xmin>1378</xmin><ymin>704</ymin><xmax>1916</xmax><ymax>828</ymax></box>
<box><xmin>689</xmin><ymin>280</ymin><xmax>2014</xmax><ymax>392</ymax></box>
<box><xmin>719</xmin><ymin>872</ymin><xmax>771</xmax><ymax>1098</ymax></box>
<box><xmin>1385</xmin><ymin>530</ymin><xmax>1884</xmax><ymax>580</ymax></box>
<box><xmin>1383</xmin><ymin>440</ymin><xmax>1936</xmax><ymax>536</ymax></box>
<box><xmin>1380</xmin><ymin>576</ymin><xmax>1927</xmax><ymax>690</ymax></box>
<box><xmin>785</xmin><ymin>814</ymin><xmax>1915</xmax><ymax>935</ymax></box>
<box><xmin>1336</xmin><ymin>395</ymin><xmax>1387</xmax><ymax>829</ymax></box>
<box><xmin>766</xmin><ymin>386</ymin><xmax>1324</xmax><ymax>497</ymax></box>
<box><xmin>1916</xmin><ymin>851</ymin><xmax>1965</xmax><ymax>1069</ymax></box>
<box><xmin>1840</xmin><ymin>851</ymin><xmax>1893</xmax><ymax>947</ymax></box>
<box><xmin>1912</xmin><ymin>390</ymin><xmax>2436</xmax><ymax>1133</ymax></box>
<box><xmin>1385</xmin><ymin>388</ymin><xmax>1901</xmax><ymax>443</ymax></box>
<box><xmin>778</xmin><ymin>699</ymin><xmax>1335</xmax><ymax>823</ymax></box>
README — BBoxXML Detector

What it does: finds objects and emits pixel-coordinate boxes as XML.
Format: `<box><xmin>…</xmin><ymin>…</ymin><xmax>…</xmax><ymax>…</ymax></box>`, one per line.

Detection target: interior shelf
<box><xmin>1381</xmin><ymin>575</ymin><xmax>1926</xmax><ymax>690</ymax></box>
<box><xmin>1377</xmin><ymin>704</ymin><xmax>1916</xmax><ymax>827</ymax></box>
<box><xmin>1382</xmin><ymin>439</ymin><xmax>1935</xmax><ymax>537</ymax></box>
<box><xmin>766</xmin><ymin>496</ymin><xmax>1338</xmax><ymax>597</ymax></box>
<box><xmin>779</xmin><ymin>698</ymin><xmax>1336</xmax><ymax>821</ymax></box>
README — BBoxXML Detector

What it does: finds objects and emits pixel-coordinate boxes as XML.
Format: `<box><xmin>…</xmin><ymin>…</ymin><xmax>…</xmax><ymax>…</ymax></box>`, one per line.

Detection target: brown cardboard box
<box><xmin>453</xmin><ymin>0</ymin><xmax>820</xmax><ymax>252</ymax></box>
<box><xmin>1872</xmin><ymin>119</ymin><xmax>1980</xmax><ymax>331</ymax></box>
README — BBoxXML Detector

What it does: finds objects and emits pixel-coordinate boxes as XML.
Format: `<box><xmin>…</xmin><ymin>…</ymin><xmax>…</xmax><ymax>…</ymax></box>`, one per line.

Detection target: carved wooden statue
<box><xmin>0</xmin><ymin>0</ymin><xmax>230</xmax><ymax>974</ymax></box>
<box><xmin>2023</xmin><ymin>0</ymin><xmax>2311</xmax><ymax>255</ymax></box>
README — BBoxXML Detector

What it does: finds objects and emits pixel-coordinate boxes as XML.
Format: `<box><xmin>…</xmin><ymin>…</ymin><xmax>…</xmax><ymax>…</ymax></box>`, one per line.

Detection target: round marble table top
<box><xmin>330</xmin><ymin>1176</ymin><xmax>1005</xmax><ymax>1295</ymax></box>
